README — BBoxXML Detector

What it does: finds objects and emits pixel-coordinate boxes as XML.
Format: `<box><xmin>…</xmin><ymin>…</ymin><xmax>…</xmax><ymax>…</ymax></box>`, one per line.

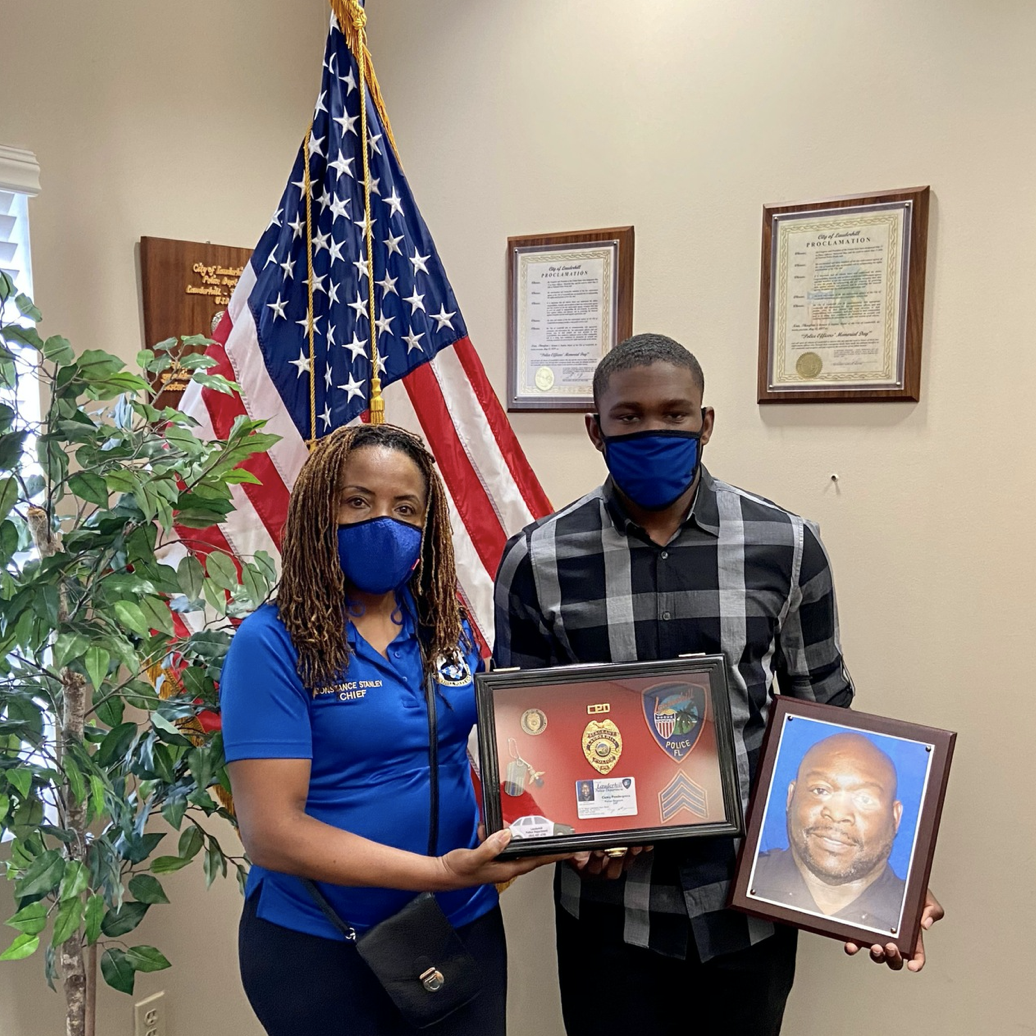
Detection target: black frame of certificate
<box><xmin>476</xmin><ymin>656</ymin><xmax>743</xmax><ymax>859</ymax></box>
<box><xmin>506</xmin><ymin>226</ymin><xmax>634</xmax><ymax>412</ymax></box>
<box><xmin>729</xmin><ymin>698</ymin><xmax>955</xmax><ymax>955</ymax></box>
<box><xmin>757</xmin><ymin>186</ymin><xmax>929</xmax><ymax>404</ymax></box>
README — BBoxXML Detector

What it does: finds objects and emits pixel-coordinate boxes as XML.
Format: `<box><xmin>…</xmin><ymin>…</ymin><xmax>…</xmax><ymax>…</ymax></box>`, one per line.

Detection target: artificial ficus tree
<box><xmin>0</xmin><ymin>273</ymin><xmax>276</xmax><ymax>1036</ymax></box>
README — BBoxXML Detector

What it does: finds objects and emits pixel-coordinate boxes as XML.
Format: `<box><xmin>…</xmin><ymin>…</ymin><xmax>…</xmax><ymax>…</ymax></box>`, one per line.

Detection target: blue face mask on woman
<box><xmin>597</xmin><ymin>420</ymin><xmax>704</xmax><ymax>511</ymax></box>
<box><xmin>337</xmin><ymin>517</ymin><xmax>423</xmax><ymax>595</ymax></box>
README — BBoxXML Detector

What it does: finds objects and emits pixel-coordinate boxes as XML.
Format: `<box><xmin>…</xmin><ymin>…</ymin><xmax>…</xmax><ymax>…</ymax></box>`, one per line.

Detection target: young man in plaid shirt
<box><xmin>493</xmin><ymin>334</ymin><xmax>942</xmax><ymax>1035</ymax></box>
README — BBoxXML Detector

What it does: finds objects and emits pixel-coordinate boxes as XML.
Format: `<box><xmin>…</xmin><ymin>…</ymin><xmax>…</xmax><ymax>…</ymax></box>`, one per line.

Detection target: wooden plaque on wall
<box><xmin>139</xmin><ymin>236</ymin><xmax>251</xmax><ymax>407</ymax></box>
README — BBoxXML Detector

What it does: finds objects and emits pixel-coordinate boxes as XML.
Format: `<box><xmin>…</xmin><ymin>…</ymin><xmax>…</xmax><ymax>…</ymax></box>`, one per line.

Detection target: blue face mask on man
<box><xmin>596</xmin><ymin>415</ymin><xmax>705</xmax><ymax>511</ymax></box>
<box><xmin>337</xmin><ymin>517</ymin><xmax>423</xmax><ymax>595</ymax></box>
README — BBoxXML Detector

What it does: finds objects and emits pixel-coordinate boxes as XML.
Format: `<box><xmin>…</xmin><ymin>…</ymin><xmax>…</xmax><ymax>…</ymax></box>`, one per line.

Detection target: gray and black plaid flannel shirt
<box><xmin>492</xmin><ymin>468</ymin><xmax>854</xmax><ymax>962</ymax></box>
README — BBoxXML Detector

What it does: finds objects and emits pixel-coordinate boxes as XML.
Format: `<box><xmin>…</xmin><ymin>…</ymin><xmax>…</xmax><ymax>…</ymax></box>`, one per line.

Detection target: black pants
<box><xmin>556</xmin><ymin>905</ymin><xmax>797</xmax><ymax>1036</ymax></box>
<box><xmin>239</xmin><ymin>894</ymin><xmax>507</xmax><ymax>1036</ymax></box>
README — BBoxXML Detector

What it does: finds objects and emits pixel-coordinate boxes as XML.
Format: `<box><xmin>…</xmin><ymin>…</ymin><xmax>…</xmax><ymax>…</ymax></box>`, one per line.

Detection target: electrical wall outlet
<box><xmin>134</xmin><ymin>991</ymin><xmax>166</xmax><ymax>1036</ymax></box>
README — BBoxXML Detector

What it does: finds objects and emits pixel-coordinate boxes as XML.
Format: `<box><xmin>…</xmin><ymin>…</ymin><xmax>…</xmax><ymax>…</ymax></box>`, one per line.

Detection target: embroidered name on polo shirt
<box><xmin>313</xmin><ymin>678</ymin><xmax>383</xmax><ymax>701</ymax></box>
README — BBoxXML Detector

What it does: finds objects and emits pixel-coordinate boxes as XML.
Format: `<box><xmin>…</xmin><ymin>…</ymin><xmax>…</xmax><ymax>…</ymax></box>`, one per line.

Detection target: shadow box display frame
<box><xmin>476</xmin><ymin>656</ymin><xmax>743</xmax><ymax>860</ymax></box>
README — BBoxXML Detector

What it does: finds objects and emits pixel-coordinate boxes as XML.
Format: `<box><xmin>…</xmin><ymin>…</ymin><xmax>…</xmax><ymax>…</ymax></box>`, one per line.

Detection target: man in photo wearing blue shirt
<box><xmin>493</xmin><ymin>333</ymin><xmax>942</xmax><ymax>1036</ymax></box>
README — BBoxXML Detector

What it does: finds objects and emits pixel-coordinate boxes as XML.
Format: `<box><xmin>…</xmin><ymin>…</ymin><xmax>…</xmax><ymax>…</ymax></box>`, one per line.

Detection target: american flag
<box><xmin>177</xmin><ymin>12</ymin><xmax>551</xmax><ymax>646</ymax></box>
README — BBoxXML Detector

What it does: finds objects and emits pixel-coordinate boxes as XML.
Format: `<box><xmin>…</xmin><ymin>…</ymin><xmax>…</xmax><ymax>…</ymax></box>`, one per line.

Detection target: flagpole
<box><xmin>333</xmin><ymin>0</ymin><xmax>386</xmax><ymax>424</ymax></box>
<box><xmin>302</xmin><ymin>131</ymin><xmax>319</xmax><ymax>444</ymax></box>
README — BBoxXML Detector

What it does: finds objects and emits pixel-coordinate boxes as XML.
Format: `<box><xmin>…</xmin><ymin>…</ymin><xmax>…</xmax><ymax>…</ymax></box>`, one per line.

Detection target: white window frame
<box><xmin>0</xmin><ymin>146</ymin><xmax>44</xmax><ymax>839</ymax></box>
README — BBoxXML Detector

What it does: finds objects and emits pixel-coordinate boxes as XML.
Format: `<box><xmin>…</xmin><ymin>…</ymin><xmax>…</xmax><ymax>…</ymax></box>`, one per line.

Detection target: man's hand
<box><xmin>571</xmin><ymin>845</ymin><xmax>653</xmax><ymax>880</ymax></box>
<box><xmin>844</xmin><ymin>888</ymin><xmax>944</xmax><ymax>972</ymax></box>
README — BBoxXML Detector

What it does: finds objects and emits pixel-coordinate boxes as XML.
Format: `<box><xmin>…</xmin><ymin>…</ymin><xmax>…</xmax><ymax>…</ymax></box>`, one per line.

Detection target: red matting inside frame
<box><xmin>493</xmin><ymin>674</ymin><xmax>726</xmax><ymax>837</ymax></box>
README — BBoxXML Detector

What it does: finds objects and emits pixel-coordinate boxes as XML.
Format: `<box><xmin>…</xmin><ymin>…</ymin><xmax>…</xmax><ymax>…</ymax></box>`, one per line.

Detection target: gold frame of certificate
<box><xmin>475</xmin><ymin>656</ymin><xmax>743</xmax><ymax>859</ymax></box>
<box><xmin>757</xmin><ymin>187</ymin><xmax>929</xmax><ymax>403</ymax></box>
<box><xmin>730</xmin><ymin>698</ymin><xmax>955</xmax><ymax>956</ymax></box>
<box><xmin>506</xmin><ymin>226</ymin><xmax>634</xmax><ymax>411</ymax></box>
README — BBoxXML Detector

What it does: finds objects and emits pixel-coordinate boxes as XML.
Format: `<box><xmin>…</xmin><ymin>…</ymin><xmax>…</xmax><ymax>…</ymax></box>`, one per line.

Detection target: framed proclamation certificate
<box><xmin>757</xmin><ymin>187</ymin><xmax>929</xmax><ymax>403</ymax></box>
<box><xmin>507</xmin><ymin>226</ymin><xmax>634</xmax><ymax>411</ymax></box>
<box><xmin>476</xmin><ymin>656</ymin><xmax>743</xmax><ymax>859</ymax></box>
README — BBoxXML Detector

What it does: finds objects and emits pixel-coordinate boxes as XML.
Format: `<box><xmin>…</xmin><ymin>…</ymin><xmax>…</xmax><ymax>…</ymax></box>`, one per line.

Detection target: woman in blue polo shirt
<box><xmin>221</xmin><ymin>423</ymin><xmax>566</xmax><ymax>1035</ymax></box>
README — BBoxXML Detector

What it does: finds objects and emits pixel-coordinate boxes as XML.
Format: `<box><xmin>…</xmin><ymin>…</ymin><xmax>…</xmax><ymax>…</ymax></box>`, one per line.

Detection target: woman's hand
<box><xmin>435</xmin><ymin>830</ymin><xmax>587</xmax><ymax>890</ymax></box>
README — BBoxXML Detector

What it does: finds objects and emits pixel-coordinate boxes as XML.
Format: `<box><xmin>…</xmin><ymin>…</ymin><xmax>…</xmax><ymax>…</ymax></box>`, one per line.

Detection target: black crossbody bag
<box><xmin>303</xmin><ymin>673</ymin><xmax>483</xmax><ymax>1028</ymax></box>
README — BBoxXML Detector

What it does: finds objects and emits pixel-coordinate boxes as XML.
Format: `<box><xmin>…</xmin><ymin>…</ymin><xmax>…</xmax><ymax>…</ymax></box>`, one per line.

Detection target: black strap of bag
<box><xmin>301</xmin><ymin>671</ymin><xmax>482</xmax><ymax>1027</ymax></box>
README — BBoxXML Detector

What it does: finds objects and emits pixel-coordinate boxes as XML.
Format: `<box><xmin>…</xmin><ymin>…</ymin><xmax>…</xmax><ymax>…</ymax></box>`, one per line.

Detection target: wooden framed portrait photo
<box><xmin>730</xmin><ymin>698</ymin><xmax>955</xmax><ymax>954</ymax></box>
<box><xmin>476</xmin><ymin>656</ymin><xmax>742</xmax><ymax>859</ymax></box>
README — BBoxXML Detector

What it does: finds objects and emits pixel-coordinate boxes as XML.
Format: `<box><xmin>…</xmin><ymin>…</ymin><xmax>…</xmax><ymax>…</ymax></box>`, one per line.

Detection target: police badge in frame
<box><xmin>475</xmin><ymin>655</ymin><xmax>743</xmax><ymax>858</ymax></box>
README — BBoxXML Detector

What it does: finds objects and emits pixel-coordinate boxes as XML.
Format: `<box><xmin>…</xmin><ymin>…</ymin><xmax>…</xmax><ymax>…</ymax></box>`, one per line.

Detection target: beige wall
<box><xmin>363</xmin><ymin>1</ymin><xmax>1036</xmax><ymax>1034</ymax></box>
<box><xmin>2</xmin><ymin>0</ymin><xmax>1035</xmax><ymax>1033</ymax></box>
<box><xmin>0</xmin><ymin>1</ymin><xmax>324</xmax><ymax>1033</ymax></box>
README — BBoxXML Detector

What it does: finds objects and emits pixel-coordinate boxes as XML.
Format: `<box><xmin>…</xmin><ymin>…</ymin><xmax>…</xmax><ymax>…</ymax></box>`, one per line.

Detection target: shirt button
<box><xmin>660</xmin><ymin>551</ymin><xmax>669</xmax><ymax>559</ymax></box>
<box><xmin>662</xmin><ymin>611</ymin><xmax>671</xmax><ymax>621</ymax></box>
<box><xmin>393</xmin><ymin>650</ymin><xmax>402</xmax><ymax>658</ymax></box>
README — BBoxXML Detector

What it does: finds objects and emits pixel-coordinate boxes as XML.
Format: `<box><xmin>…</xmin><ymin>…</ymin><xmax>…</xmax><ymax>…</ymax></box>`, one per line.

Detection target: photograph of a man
<box><xmin>577</xmin><ymin>780</ymin><xmax>595</xmax><ymax>802</ymax></box>
<box><xmin>749</xmin><ymin>726</ymin><xmax>928</xmax><ymax>935</ymax></box>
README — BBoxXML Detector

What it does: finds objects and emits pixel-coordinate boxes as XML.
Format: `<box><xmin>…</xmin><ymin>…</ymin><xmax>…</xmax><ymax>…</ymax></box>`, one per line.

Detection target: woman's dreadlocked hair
<box><xmin>277</xmin><ymin>423</ymin><xmax>466</xmax><ymax>692</ymax></box>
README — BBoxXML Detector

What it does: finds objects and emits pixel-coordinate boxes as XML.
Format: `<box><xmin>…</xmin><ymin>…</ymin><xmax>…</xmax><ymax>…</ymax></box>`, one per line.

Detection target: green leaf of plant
<box><xmin>128</xmin><ymin>874</ymin><xmax>169</xmax><ymax>905</ymax></box>
<box><xmin>149</xmin><ymin>855</ymin><xmax>192</xmax><ymax>874</ymax></box>
<box><xmin>95</xmin><ymin>722</ymin><xmax>137</xmax><ymax>768</ymax></box>
<box><xmin>89</xmin><ymin>775</ymin><xmax>105</xmax><ymax>820</ymax></box>
<box><xmin>42</xmin><ymin>335</ymin><xmax>74</xmax><ymax>365</ymax></box>
<box><xmin>83</xmin><ymin>894</ymin><xmax>105</xmax><ymax>945</ymax></box>
<box><xmin>9</xmin><ymin>797</ymin><xmax>44</xmax><ymax>836</ymax></box>
<box><xmin>178</xmin><ymin>826</ymin><xmax>204</xmax><ymax>861</ymax></box>
<box><xmin>124</xmin><ymin>945</ymin><xmax>172</xmax><ymax>974</ymax></box>
<box><xmin>151</xmin><ymin>712</ymin><xmax>191</xmax><ymax>746</ymax></box>
<box><xmin>94</xmin><ymin>695</ymin><xmax>124</xmax><ymax>728</ymax></box>
<box><xmin>191</xmin><ymin>371</ymin><xmax>239</xmax><ymax>395</ymax></box>
<box><xmin>203</xmin><ymin>550</ymin><xmax>238</xmax><ymax>592</ymax></box>
<box><xmin>58</xmin><ymin>860</ymin><xmax>89</xmax><ymax>902</ymax></box>
<box><xmin>113</xmin><ymin>600</ymin><xmax>151</xmax><ymax>638</ymax></box>
<box><xmin>0</xmin><ymin>791</ymin><xmax>9</xmax><ymax>825</ymax></box>
<box><xmin>53</xmin><ymin>632</ymin><xmax>90</xmax><ymax>669</ymax></box>
<box><xmin>161</xmin><ymin>797</ymin><xmax>187</xmax><ymax>830</ymax></box>
<box><xmin>100</xmin><ymin>901</ymin><xmax>149</xmax><ymax>938</ymax></box>
<box><xmin>67</xmin><ymin>471</ymin><xmax>109</xmax><ymax>509</ymax></box>
<box><xmin>222</xmin><ymin>468</ymin><xmax>262</xmax><ymax>485</ymax></box>
<box><xmin>201</xmin><ymin>576</ymin><xmax>228</xmax><ymax>616</ymax></box>
<box><xmin>202</xmin><ymin>841</ymin><xmax>226</xmax><ymax>889</ymax></box>
<box><xmin>15</xmin><ymin>849</ymin><xmax>65</xmax><ymax>899</ymax></box>
<box><xmin>100</xmin><ymin>947</ymin><xmax>135</xmax><ymax>994</ymax></box>
<box><xmin>83</xmin><ymin>645</ymin><xmax>110</xmax><ymax>692</ymax></box>
<box><xmin>176</xmin><ymin>553</ymin><xmax>204</xmax><ymax>600</ymax></box>
<box><xmin>14</xmin><ymin>293</ymin><xmax>42</xmax><ymax>323</ymax></box>
<box><xmin>137</xmin><ymin>595</ymin><xmax>173</xmax><ymax>636</ymax></box>
<box><xmin>0</xmin><ymin>430</ymin><xmax>28</xmax><ymax>472</ymax></box>
<box><xmin>5</xmin><ymin>902</ymin><xmax>48</xmax><ymax>936</ymax></box>
<box><xmin>63</xmin><ymin>757</ymin><xmax>86</xmax><ymax>807</ymax></box>
<box><xmin>6</xmin><ymin>766</ymin><xmax>33</xmax><ymax>798</ymax></box>
<box><xmin>0</xmin><ymin>476</ymin><xmax>17</xmax><ymax>524</ymax></box>
<box><xmin>51</xmin><ymin>897</ymin><xmax>83</xmax><ymax>946</ymax></box>
<box><xmin>0</xmin><ymin>933</ymin><xmax>40</xmax><ymax>961</ymax></box>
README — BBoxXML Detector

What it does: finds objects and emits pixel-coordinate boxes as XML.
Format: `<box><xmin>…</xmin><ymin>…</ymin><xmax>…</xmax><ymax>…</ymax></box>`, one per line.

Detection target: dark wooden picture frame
<box><xmin>757</xmin><ymin>186</ymin><xmax>929</xmax><ymax>403</ymax></box>
<box><xmin>730</xmin><ymin>698</ymin><xmax>954</xmax><ymax>954</ymax></box>
<box><xmin>506</xmin><ymin>226</ymin><xmax>634</xmax><ymax>412</ymax></box>
<box><xmin>476</xmin><ymin>656</ymin><xmax>743</xmax><ymax>859</ymax></box>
